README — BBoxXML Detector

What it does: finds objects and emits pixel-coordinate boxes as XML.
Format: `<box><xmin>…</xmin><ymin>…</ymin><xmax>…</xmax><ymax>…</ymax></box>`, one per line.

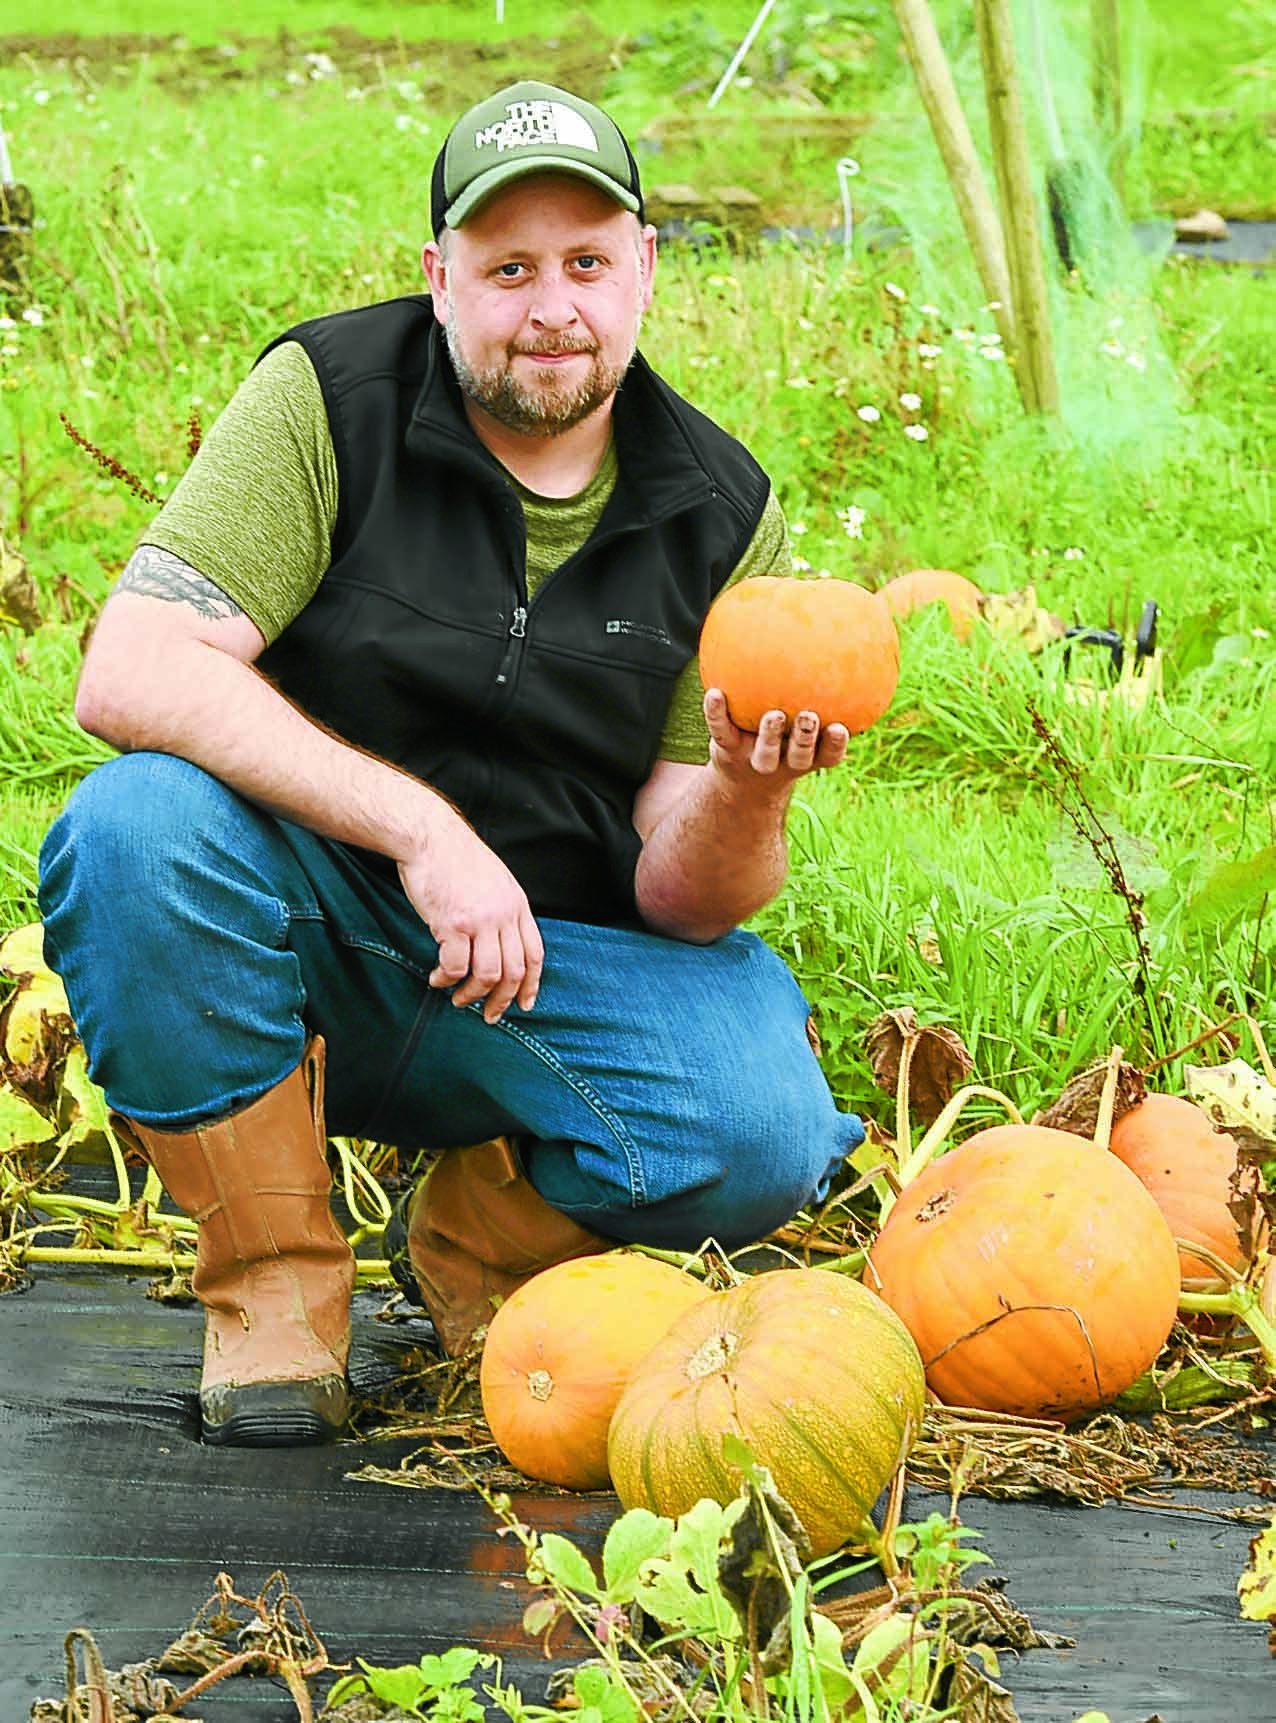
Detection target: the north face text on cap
<box><xmin>475</xmin><ymin>98</ymin><xmax>600</xmax><ymax>155</ymax></box>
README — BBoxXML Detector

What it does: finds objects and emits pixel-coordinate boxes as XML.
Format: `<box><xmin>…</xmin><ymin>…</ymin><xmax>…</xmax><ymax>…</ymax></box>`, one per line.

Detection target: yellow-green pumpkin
<box><xmin>606</xmin><ymin>1268</ymin><xmax>926</xmax><ymax>1558</ymax></box>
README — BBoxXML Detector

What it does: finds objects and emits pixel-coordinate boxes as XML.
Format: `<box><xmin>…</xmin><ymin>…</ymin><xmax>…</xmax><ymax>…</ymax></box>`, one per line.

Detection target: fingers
<box><xmin>429</xmin><ymin>916</ymin><xmax>544</xmax><ymax>1023</ymax></box>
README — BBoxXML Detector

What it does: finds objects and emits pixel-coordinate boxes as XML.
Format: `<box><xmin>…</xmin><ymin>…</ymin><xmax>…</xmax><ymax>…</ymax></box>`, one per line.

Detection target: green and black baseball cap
<box><xmin>430</xmin><ymin>81</ymin><xmax>645</xmax><ymax>235</ymax></box>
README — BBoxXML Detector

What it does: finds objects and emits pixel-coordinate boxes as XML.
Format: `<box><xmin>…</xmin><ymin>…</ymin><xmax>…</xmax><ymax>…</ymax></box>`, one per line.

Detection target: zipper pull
<box><xmin>496</xmin><ymin>606</ymin><xmax>528</xmax><ymax>686</ymax></box>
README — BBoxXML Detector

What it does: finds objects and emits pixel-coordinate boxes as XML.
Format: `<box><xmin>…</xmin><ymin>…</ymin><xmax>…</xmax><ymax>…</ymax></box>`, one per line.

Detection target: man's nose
<box><xmin>528</xmin><ymin>269</ymin><xmax>578</xmax><ymax>328</ymax></box>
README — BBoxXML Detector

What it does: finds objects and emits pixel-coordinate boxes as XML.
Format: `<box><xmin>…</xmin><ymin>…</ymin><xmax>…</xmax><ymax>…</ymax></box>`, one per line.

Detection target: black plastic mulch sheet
<box><xmin>2</xmin><ymin>1265</ymin><xmax>1274</xmax><ymax>1722</ymax></box>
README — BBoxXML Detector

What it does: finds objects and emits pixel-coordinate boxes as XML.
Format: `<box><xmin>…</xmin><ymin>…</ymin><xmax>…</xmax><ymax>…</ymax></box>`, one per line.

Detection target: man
<box><xmin>37</xmin><ymin>81</ymin><xmax>864</xmax><ymax>1449</ymax></box>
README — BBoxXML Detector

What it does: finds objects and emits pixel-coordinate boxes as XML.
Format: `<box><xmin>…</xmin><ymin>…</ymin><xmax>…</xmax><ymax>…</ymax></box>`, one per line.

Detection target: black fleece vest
<box><xmin>256</xmin><ymin>296</ymin><xmax>770</xmax><ymax>926</ymax></box>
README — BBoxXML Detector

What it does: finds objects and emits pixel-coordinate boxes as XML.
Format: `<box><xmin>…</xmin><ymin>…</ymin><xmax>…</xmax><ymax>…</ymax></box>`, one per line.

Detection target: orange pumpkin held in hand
<box><xmin>698</xmin><ymin>575</ymin><xmax>900</xmax><ymax>734</ymax></box>
<box><xmin>880</xmin><ymin>569</ymin><xmax>982</xmax><ymax>641</ymax></box>
<box><xmin>479</xmin><ymin>1252</ymin><xmax>712</xmax><ymax>1491</ymax></box>
<box><xmin>1108</xmin><ymin>1092</ymin><xmax>1252</xmax><ymax>1291</ymax></box>
<box><xmin>867</xmin><ymin>1123</ymin><xmax>1180</xmax><ymax>1422</ymax></box>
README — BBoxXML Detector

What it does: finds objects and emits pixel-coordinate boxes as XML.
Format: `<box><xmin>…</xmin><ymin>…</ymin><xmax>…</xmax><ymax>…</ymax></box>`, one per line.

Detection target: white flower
<box><xmin>920</xmin><ymin>304</ymin><xmax>940</xmax><ymax>315</ymax></box>
<box><xmin>785</xmin><ymin>376</ymin><xmax>813</xmax><ymax>389</ymax></box>
<box><xmin>1126</xmin><ymin>352</ymin><xmax>1148</xmax><ymax>372</ymax></box>
<box><xmin>904</xmin><ymin>424</ymin><xmax>929</xmax><ymax>442</ymax></box>
<box><xmin>857</xmin><ymin>404</ymin><xmax>881</xmax><ymax>423</ymax></box>
<box><xmin>899</xmin><ymin>392</ymin><xmax>922</xmax><ymax>411</ymax></box>
<box><xmin>954</xmin><ymin>328</ymin><xmax>976</xmax><ymax>344</ymax></box>
<box><xmin>1064</xmin><ymin>547</ymin><xmax>1084</xmax><ymax>560</ymax></box>
<box><xmin>885</xmin><ymin>281</ymin><xmax>907</xmax><ymax>301</ymax></box>
<box><xmin>1</xmin><ymin>343</ymin><xmax>17</xmax><ymax>358</ymax></box>
<box><xmin>1253</xmin><ymin>625</ymin><xmax>1271</xmax><ymax>640</ymax></box>
<box><xmin>918</xmin><ymin>342</ymin><xmax>942</xmax><ymax>359</ymax></box>
<box><xmin>791</xmin><ymin>521</ymin><xmax>808</xmax><ymax>536</ymax></box>
<box><xmin>0</xmin><ymin>316</ymin><xmax>16</xmax><ymax>330</ymax></box>
<box><xmin>33</xmin><ymin>89</ymin><xmax>50</xmax><ymax>105</ymax></box>
<box><xmin>792</xmin><ymin>555</ymin><xmax>812</xmax><ymax>572</ymax></box>
<box><xmin>979</xmin><ymin>346</ymin><xmax>1005</xmax><ymax>362</ymax></box>
<box><xmin>982</xmin><ymin>332</ymin><xmax>1003</xmax><ymax>345</ymax></box>
<box><xmin>20</xmin><ymin>307</ymin><xmax>43</xmax><ymax>326</ymax></box>
<box><xmin>838</xmin><ymin>504</ymin><xmax>867</xmax><ymax>539</ymax></box>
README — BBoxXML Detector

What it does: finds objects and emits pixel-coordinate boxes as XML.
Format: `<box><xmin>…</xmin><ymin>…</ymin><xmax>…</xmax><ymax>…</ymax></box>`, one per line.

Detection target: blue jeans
<box><xmin>37</xmin><ymin>753</ymin><xmax>863</xmax><ymax>1249</ymax></box>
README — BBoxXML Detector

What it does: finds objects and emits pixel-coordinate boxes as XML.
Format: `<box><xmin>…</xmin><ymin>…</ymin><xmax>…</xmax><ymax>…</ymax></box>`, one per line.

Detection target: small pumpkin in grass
<box><xmin>607</xmin><ymin>1268</ymin><xmax>925</xmax><ymax>1558</ymax></box>
<box><xmin>879</xmin><ymin>569</ymin><xmax>982</xmax><ymax>642</ymax></box>
<box><xmin>698</xmin><ymin>575</ymin><xmax>900</xmax><ymax>734</ymax></box>
<box><xmin>1108</xmin><ymin>1092</ymin><xmax>1250</xmax><ymax>1290</ymax></box>
<box><xmin>867</xmin><ymin>1124</ymin><xmax>1180</xmax><ymax>1422</ymax></box>
<box><xmin>479</xmin><ymin>1253</ymin><xmax>711</xmax><ymax>1491</ymax></box>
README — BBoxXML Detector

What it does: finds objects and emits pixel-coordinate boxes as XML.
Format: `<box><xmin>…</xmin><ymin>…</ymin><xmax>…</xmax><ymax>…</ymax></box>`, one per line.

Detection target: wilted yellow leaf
<box><xmin>0</xmin><ymin>1082</ymin><xmax>56</xmax><ymax>1153</ymax></box>
<box><xmin>1237</xmin><ymin>1514</ymin><xmax>1276</xmax><ymax>1652</ymax></box>
<box><xmin>0</xmin><ymin>922</ymin><xmax>55</xmax><ymax>981</ymax></box>
<box><xmin>1185</xmin><ymin>1059</ymin><xmax>1276</xmax><ymax>1146</ymax></box>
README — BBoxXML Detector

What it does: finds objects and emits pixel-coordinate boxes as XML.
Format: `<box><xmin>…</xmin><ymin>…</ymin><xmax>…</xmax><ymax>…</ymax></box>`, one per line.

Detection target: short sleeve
<box><xmin>139</xmin><ymin>341</ymin><xmax>338</xmax><ymax>643</ymax></box>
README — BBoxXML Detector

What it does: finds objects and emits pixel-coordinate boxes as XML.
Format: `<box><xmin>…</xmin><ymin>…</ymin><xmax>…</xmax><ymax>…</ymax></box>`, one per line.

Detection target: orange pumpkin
<box><xmin>698</xmin><ymin>575</ymin><xmax>900</xmax><ymax>734</ymax></box>
<box><xmin>867</xmin><ymin>1124</ymin><xmax>1180</xmax><ymax>1421</ymax></box>
<box><xmin>880</xmin><ymin>570</ymin><xmax>982</xmax><ymax>642</ymax></box>
<box><xmin>479</xmin><ymin>1253</ymin><xmax>711</xmax><ymax>1491</ymax></box>
<box><xmin>607</xmin><ymin>1268</ymin><xmax>925</xmax><ymax>1558</ymax></box>
<box><xmin>1108</xmin><ymin>1093</ymin><xmax>1250</xmax><ymax>1290</ymax></box>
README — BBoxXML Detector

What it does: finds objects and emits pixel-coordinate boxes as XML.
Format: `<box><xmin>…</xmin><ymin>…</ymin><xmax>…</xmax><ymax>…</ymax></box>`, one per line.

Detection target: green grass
<box><xmin>0</xmin><ymin>2</ymin><xmax>1272</xmax><ymax>1124</ymax></box>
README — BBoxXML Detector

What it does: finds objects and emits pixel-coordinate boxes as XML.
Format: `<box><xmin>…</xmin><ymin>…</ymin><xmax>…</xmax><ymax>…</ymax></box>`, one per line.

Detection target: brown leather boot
<box><xmin>112</xmin><ymin>1038</ymin><xmax>355</xmax><ymax>1447</ymax></box>
<box><xmin>388</xmin><ymin>1137</ymin><xmax>606</xmax><ymax>1355</ymax></box>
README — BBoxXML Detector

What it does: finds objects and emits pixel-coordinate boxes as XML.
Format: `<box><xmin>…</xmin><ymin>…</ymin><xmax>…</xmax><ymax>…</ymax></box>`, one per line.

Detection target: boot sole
<box><xmin>201</xmin><ymin>1376</ymin><xmax>349</xmax><ymax>1447</ymax></box>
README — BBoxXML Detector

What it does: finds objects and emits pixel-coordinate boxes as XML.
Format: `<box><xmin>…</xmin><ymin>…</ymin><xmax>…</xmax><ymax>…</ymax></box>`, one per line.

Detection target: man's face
<box><xmin>422</xmin><ymin>174</ymin><xmax>656</xmax><ymax>439</ymax></box>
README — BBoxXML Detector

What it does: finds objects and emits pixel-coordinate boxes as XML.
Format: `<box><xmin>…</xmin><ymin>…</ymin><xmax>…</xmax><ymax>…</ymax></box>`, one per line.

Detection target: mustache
<box><xmin>511</xmin><ymin>336</ymin><xmax>598</xmax><ymax>356</ymax></box>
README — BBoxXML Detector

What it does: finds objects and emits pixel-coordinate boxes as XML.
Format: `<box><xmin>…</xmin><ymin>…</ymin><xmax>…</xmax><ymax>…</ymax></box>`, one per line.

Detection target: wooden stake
<box><xmin>1090</xmin><ymin>0</ymin><xmax>1125</xmax><ymax>210</ymax></box>
<box><xmin>890</xmin><ymin>0</ymin><xmax>1019</xmax><ymax>378</ymax></box>
<box><xmin>973</xmin><ymin>0</ymin><xmax>1060</xmax><ymax>414</ymax></box>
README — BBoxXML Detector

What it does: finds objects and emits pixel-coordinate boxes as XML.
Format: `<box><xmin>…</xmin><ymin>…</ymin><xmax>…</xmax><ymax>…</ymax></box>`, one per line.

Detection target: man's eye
<box><xmin>496</xmin><ymin>262</ymin><xmax>525</xmax><ymax>279</ymax></box>
<box><xmin>574</xmin><ymin>255</ymin><xmax>602</xmax><ymax>271</ymax></box>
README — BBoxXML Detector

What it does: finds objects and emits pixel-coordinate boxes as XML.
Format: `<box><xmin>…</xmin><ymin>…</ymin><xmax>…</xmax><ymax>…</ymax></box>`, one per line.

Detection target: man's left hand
<box><xmin>704</xmin><ymin>688</ymin><xmax>849</xmax><ymax>786</ymax></box>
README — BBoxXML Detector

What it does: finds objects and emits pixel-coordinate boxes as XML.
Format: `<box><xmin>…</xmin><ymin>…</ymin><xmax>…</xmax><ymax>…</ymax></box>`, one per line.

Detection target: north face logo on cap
<box><xmin>475</xmin><ymin>99</ymin><xmax>600</xmax><ymax>155</ymax></box>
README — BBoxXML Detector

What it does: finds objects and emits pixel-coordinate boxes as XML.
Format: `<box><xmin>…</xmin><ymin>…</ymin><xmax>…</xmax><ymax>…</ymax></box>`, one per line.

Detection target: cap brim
<box><xmin>443</xmin><ymin>158</ymin><xmax>642</xmax><ymax>229</ymax></box>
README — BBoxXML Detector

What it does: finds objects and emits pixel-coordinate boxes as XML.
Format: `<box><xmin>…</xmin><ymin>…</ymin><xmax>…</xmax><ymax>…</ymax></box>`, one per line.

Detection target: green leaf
<box><xmin>0</xmin><ymin>1082</ymin><xmax>55</xmax><ymax>1152</ymax></box>
<box><xmin>569</xmin><ymin>1664</ymin><xmax>640</xmax><ymax>1723</ymax></box>
<box><xmin>356</xmin><ymin>1658</ymin><xmax>429</xmax><ymax>1712</ymax></box>
<box><xmin>600</xmin><ymin>1507</ymin><xmax>672</xmax><ymax>1601</ymax></box>
<box><xmin>419</xmin><ymin>1647</ymin><xmax>488</xmax><ymax>1690</ymax></box>
<box><xmin>530</xmin><ymin>1532</ymin><xmax>601</xmax><ymax>1598</ymax></box>
<box><xmin>1183</xmin><ymin>845</ymin><xmax>1276</xmax><ymax>931</ymax></box>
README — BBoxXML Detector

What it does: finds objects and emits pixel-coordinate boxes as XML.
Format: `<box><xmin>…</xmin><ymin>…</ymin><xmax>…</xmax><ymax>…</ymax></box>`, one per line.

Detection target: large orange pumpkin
<box><xmin>698</xmin><ymin>576</ymin><xmax>900</xmax><ymax>734</ymax></box>
<box><xmin>879</xmin><ymin>569</ymin><xmax>982</xmax><ymax>642</ymax></box>
<box><xmin>607</xmin><ymin>1268</ymin><xmax>925</xmax><ymax>1558</ymax></box>
<box><xmin>867</xmin><ymin>1124</ymin><xmax>1180</xmax><ymax>1421</ymax></box>
<box><xmin>1108</xmin><ymin>1093</ymin><xmax>1250</xmax><ymax>1291</ymax></box>
<box><xmin>479</xmin><ymin>1253</ymin><xmax>711</xmax><ymax>1491</ymax></box>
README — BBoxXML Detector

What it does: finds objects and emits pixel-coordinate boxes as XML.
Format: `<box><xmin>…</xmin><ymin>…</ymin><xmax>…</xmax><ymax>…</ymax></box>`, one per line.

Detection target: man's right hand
<box><xmin>398</xmin><ymin>817</ymin><xmax>544</xmax><ymax>1024</ymax></box>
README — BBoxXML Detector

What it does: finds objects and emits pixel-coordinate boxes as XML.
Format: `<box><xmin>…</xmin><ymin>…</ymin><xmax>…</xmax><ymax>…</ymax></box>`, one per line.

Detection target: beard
<box><xmin>445</xmin><ymin>312</ymin><xmax>638</xmax><ymax>438</ymax></box>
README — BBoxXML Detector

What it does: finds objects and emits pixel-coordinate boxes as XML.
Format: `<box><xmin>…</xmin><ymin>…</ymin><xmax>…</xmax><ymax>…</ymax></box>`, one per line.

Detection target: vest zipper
<box><xmin>494</xmin><ymin>605</ymin><xmax>528</xmax><ymax>687</ymax></box>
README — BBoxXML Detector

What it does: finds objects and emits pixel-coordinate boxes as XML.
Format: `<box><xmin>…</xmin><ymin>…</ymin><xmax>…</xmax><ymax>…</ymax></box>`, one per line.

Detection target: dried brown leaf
<box><xmin>945</xmin><ymin>1648</ymin><xmax>1021</xmax><ymax>1720</ymax></box>
<box><xmin>1036</xmin><ymin>1059</ymin><xmax>1146</xmax><ymax>1139</ymax></box>
<box><xmin>865</xmin><ymin>1008</ymin><xmax>975</xmax><ymax>1121</ymax></box>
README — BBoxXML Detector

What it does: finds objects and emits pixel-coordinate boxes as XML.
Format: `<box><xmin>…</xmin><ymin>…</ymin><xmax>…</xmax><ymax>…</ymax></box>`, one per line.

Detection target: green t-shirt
<box><xmin>144</xmin><ymin>341</ymin><xmax>792</xmax><ymax>763</ymax></box>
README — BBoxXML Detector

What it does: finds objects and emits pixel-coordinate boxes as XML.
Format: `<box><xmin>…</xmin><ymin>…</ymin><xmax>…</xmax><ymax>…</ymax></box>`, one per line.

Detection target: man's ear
<box><xmin>421</xmin><ymin>240</ymin><xmax>448</xmax><ymax>317</ymax></box>
<box><xmin>638</xmin><ymin>223</ymin><xmax>658</xmax><ymax>313</ymax></box>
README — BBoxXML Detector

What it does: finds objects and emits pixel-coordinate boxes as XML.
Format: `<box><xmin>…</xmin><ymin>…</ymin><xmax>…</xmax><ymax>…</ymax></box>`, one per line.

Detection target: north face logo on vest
<box><xmin>475</xmin><ymin>99</ymin><xmax>600</xmax><ymax>155</ymax></box>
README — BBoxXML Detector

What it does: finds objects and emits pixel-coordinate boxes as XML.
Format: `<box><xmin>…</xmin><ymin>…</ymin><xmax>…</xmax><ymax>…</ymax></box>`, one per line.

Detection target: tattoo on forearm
<box><xmin>117</xmin><ymin>544</ymin><xmax>245</xmax><ymax>620</ymax></box>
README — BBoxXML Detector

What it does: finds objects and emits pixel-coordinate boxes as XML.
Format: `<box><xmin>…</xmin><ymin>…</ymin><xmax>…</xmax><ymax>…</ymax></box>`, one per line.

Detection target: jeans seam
<box><xmin>484</xmin><ymin>1007</ymin><xmax>647</xmax><ymax>1207</ymax></box>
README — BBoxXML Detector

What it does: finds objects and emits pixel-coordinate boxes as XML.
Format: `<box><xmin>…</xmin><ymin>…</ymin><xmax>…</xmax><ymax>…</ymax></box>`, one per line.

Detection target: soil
<box><xmin>0</xmin><ymin>20</ymin><xmax>621</xmax><ymax>104</ymax></box>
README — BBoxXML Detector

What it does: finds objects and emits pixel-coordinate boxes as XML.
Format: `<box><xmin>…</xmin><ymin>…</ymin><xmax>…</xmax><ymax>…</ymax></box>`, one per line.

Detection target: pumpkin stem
<box><xmin>880</xmin><ymin>1085</ymin><xmax>1024</xmax><ymax>1222</ymax></box>
<box><xmin>1178</xmin><ymin>1249</ymin><xmax>1276</xmax><ymax>1374</ymax></box>
<box><xmin>895</xmin><ymin>1026</ymin><xmax>918</xmax><ymax>1170</ymax></box>
<box><xmin>1091</xmin><ymin>1043</ymin><xmax>1124</xmax><ymax>1153</ymax></box>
